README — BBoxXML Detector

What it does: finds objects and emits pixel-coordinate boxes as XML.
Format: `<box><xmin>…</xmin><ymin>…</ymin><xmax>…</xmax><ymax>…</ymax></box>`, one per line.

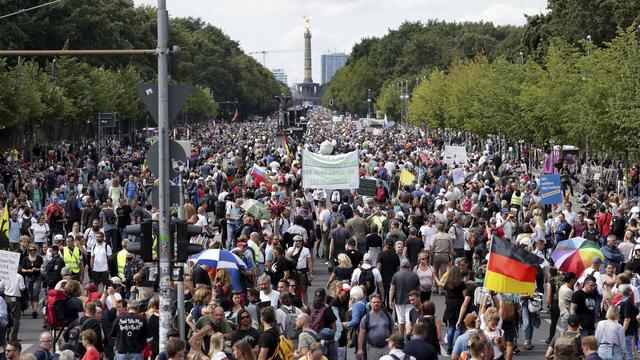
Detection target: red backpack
<box><xmin>375</xmin><ymin>187</ymin><xmax>387</xmax><ymax>203</ymax></box>
<box><xmin>46</xmin><ymin>289</ymin><xmax>71</xmax><ymax>329</ymax></box>
<box><xmin>309</xmin><ymin>305</ymin><xmax>329</xmax><ymax>333</ymax></box>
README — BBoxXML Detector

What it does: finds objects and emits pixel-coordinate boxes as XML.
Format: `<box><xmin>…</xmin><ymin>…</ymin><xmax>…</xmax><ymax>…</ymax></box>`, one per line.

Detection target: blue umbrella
<box><xmin>189</xmin><ymin>249</ymin><xmax>248</xmax><ymax>270</ymax></box>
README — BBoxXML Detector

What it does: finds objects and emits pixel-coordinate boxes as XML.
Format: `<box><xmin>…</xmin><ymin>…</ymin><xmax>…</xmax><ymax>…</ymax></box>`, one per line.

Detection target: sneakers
<box><xmin>32</xmin><ymin>311</ymin><xmax>37</xmax><ymax>319</ymax></box>
<box><xmin>523</xmin><ymin>342</ymin><xmax>534</xmax><ymax>350</ymax></box>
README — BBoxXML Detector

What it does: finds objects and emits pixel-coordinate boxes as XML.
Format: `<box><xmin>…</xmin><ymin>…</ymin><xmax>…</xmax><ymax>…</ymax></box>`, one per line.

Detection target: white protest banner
<box><xmin>443</xmin><ymin>145</ymin><xmax>468</xmax><ymax>166</ymax></box>
<box><xmin>302</xmin><ymin>150</ymin><xmax>360</xmax><ymax>190</ymax></box>
<box><xmin>0</xmin><ymin>250</ymin><xmax>20</xmax><ymax>283</ymax></box>
<box><xmin>452</xmin><ymin>168</ymin><xmax>465</xmax><ymax>185</ymax></box>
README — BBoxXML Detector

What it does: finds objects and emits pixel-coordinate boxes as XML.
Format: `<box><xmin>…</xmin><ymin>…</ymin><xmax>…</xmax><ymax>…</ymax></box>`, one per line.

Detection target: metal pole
<box><xmin>177</xmin><ymin>173</ymin><xmax>185</xmax><ymax>340</ymax></box>
<box><xmin>0</xmin><ymin>49</ymin><xmax>156</xmax><ymax>56</ymax></box>
<box><xmin>156</xmin><ymin>0</ymin><xmax>172</xmax><ymax>353</ymax></box>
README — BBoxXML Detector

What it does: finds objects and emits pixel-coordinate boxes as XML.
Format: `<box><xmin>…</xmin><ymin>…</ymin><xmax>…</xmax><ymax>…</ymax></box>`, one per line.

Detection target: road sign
<box><xmin>98</xmin><ymin>113</ymin><xmax>116</xmax><ymax>127</ymax></box>
<box><xmin>150</xmin><ymin>186</ymin><xmax>181</xmax><ymax>207</ymax></box>
<box><xmin>137</xmin><ymin>83</ymin><xmax>192</xmax><ymax>127</ymax></box>
<box><xmin>147</xmin><ymin>139</ymin><xmax>188</xmax><ymax>179</ymax></box>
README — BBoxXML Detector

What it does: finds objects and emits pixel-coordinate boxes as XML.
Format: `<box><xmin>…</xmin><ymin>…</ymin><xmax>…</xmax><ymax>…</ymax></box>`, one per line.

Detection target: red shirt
<box><xmin>81</xmin><ymin>347</ymin><xmax>100</xmax><ymax>360</ymax></box>
<box><xmin>596</xmin><ymin>212</ymin><xmax>612</xmax><ymax>237</ymax></box>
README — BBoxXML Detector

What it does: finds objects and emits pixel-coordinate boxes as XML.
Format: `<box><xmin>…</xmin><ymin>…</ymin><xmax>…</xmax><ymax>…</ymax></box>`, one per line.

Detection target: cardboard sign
<box><xmin>452</xmin><ymin>168</ymin><xmax>465</xmax><ymax>186</ymax></box>
<box><xmin>358</xmin><ymin>178</ymin><xmax>377</xmax><ymax>197</ymax></box>
<box><xmin>0</xmin><ymin>250</ymin><xmax>20</xmax><ymax>283</ymax></box>
<box><xmin>443</xmin><ymin>145</ymin><xmax>468</xmax><ymax>165</ymax></box>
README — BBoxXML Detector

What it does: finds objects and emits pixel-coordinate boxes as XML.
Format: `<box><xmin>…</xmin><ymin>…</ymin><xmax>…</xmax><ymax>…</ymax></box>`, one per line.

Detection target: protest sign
<box><xmin>0</xmin><ymin>250</ymin><xmax>20</xmax><ymax>283</ymax></box>
<box><xmin>540</xmin><ymin>174</ymin><xmax>563</xmax><ymax>205</ymax></box>
<box><xmin>399</xmin><ymin>168</ymin><xmax>416</xmax><ymax>186</ymax></box>
<box><xmin>302</xmin><ymin>150</ymin><xmax>360</xmax><ymax>190</ymax></box>
<box><xmin>358</xmin><ymin>178</ymin><xmax>377</xmax><ymax>196</ymax></box>
<box><xmin>452</xmin><ymin>168</ymin><xmax>465</xmax><ymax>185</ymax></box>
<box><xmin>443</xmin><ymin>145</ymin><xmax>468</xmax><ymax>165</ymax></box>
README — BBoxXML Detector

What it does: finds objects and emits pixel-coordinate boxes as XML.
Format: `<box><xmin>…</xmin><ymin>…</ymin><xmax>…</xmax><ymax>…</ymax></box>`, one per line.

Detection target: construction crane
<box><xmin>248</xmin><ymin>49</ymin><xmax>302</xmax><ymax>66</ymax></box>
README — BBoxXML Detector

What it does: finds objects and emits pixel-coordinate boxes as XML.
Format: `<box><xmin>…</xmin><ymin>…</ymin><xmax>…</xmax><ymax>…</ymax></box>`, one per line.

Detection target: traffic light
<box><xmin>125</xmin><ymin>219</ymin><xmax>154</xmax><ymax>262</ymax></box>
<box><xmin>175</xmin><ymin>219</ymin><xmax>203</xmax><ymax>262</ymax></box>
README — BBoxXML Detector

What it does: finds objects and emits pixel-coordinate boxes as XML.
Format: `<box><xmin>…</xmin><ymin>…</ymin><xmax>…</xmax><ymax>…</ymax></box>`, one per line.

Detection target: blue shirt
<box><xmin>452</xmin><ymin>331</ymin><xmax>494</xmax><ymax>357</ymax></box>
<box><xmin>360</xmin><ymin>311</ymin><xmax>392</xmax><ymax>348</ymax></box>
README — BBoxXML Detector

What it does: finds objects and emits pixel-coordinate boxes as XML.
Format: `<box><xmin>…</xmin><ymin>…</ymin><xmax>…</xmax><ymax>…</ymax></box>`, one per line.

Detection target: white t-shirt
<box><xmin>91</xmin><ymin>242</ymin><xmax>112</xmax><ymax>272</ymax></box>
<box><xmin>563</xmin><ymin>210</ymin><xmax>577</xmax><ymax>226</ymax></box>
<box><xmin>196</xmin><ymin>214</ymin><xmax>208</xmax><ymax>228</ymax></box>
<box><xmin>260</xmin><ymin>289</ymin><xmax>280</xmax><ymax>307</ymax></box>
<box><xmin>3</xmin><ymin>274</ymin><xmax>25</xmax><ymax>297</ymax></box>
<box><xmin>420</xmin><ymin>224</ymin><xmax>436</xmax><ymax>251</ymax></box>
<box><xmin>30</xmin><ymin>222</ymin><xmax>49</xmax><ymax>243</ymax></box>
<box><xmin>105</xmin><ymin>292</ymin><xmax>123</xmax><ymax>310</ymax></box>
<box><xmin>287</xmin><ymin>247</ymin><xmax>311</xmax><ymax>270</ymax></box>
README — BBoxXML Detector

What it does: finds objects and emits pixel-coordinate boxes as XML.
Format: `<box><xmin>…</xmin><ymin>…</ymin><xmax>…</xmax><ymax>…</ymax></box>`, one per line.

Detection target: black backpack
<box><xmin>358</xmin><ymin>266</ymin><xmax>376</xmax><ymax>296</ymax></box>
<box><xmin>339</xmin><ymin>203</ymin><xmax>354</xmax><ymax>220</ymax></box>
<box><xmin>66</xmin><ymin>316</ymin><xmax>100</xmax><ymax>356</ymax></box>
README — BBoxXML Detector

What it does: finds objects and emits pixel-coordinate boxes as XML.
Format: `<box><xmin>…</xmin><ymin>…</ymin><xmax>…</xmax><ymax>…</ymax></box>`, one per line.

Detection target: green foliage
<box><xmin>0</xmin><ymin>0</ymin><xmax>283</xmax><ymax>138</ymax></box>
<box><xmin>407</xmin><ymin>26</ymin><xmax>640</xmax><ymax>157</ymax></box>
<box><xmin>324</xmin><ymin>20</ymin><xmax>523</xmax><ymax>115</ymax></box>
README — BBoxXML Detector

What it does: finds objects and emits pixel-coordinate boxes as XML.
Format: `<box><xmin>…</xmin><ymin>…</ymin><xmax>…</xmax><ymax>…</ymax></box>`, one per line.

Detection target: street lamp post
<box><xmin>367</xmin><ymin>88</ymin><xmax>371</xmax><ymax>118</ymax></box>
<box><xmin>51</xmin><ymin>59</ymin><xmax>58</xmax><ymax>143</ymax></box>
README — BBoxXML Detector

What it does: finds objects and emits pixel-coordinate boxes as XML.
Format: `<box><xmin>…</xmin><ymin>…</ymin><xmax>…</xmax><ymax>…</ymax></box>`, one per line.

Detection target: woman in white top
<box><xmin>413</xmin><ymin>251</ymin><xmax>435</xmax><ymax>302</ymax></box>
<box><xmin>109</xmin><ymin>178</ymin><xmax>124</xmax><ymax>205</ymax></box>
<box><xmin>595</xmin><ymin>306</ymin><xmax>624</xmax><ymax>360</ymax></box>
<box><xmin>29</xmin><ymin>215</ymin><xmax>50</xmax><ymax>251</ymax></box>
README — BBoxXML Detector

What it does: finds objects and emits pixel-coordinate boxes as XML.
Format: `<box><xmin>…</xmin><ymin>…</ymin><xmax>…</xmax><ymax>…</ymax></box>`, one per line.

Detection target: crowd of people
<box><xmin>0</xmin><ymin>108</ymin><xmax>640</xmax><ymax>360</ymax></box>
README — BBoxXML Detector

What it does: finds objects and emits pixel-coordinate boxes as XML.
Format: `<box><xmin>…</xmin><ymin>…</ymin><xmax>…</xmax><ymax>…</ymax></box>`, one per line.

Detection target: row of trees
<box><xmin>0</xmin><ymin>0</ymin><xmax>287</xmax><ymax>144</ymax></box>
<box><xmin>408</xmin><ymin>27</ymin><xmax>640</xmax><ymax>157</ymax></box>
<box><xmin>322</xmin><ymin>20</ymin><xmax>523</xmax><ymax>116</ymax></box>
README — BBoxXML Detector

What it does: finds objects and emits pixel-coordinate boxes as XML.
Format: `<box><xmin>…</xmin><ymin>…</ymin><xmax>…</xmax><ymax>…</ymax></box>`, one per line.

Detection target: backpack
<box><xmin>20</xmin><ymin>217</ymin><xmax>32</xmax><ymax>235</ymax></box>
<box><xmin>358</xmin><ymin>266</ymin><xmax>376</xmax><ymax>296</ymax></box>
<box><xmin>304</xmin><ymin>329</ymin><xmax>338</xmax><ymax>360</ymax></box>
<box><xmin>267</xmin><ymin>334</ymin><xmax>294</xmax><ymax>360</ymax></box>
<box><xmin>553</xmin><ymin>330</ymin><xmax>581</xmax><ymax>359</ymax></box>
<box><xmin>46</xmin><ymin>289</ymin><xmax>70</xmax><ymax>329</ymax></box>
<box><xmin>376</xmin><ymin>187</ymin><xmax>387</xmax><ymax>203</ymax></box>
<box><xmin>309</xmin><ymin>305</ymin><xmax>329</xmax><ymax>333</ymax></box>
<box><xmin>104</xmin><ymin>208</ymin><xmax>116</xmax><ymax>225</ymax></box>
<box><xmin>279</xmin><ymin>308</ymin><xmax>299</xmax><ymax>340</ymax></box>
<box><xmin>339</xmin><ymin>203</ymin><xmax>354</xmax><ymax>220</ymax></box>
<box><xmin>67</xmin><ymin>316</ymin><xmax>99</xmax><ymax>356</ymax></box>
<box><xmin>420</xmin><ymin>194</ymin><xmax>434</xmax><ymax>214</ymax></box>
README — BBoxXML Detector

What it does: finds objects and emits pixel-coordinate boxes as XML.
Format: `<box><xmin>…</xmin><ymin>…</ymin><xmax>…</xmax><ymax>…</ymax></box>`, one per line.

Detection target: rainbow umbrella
<box><xmin>551</xmin><ymin>237</ymin><xmax>603</xmax><ymax>276</ymax></box>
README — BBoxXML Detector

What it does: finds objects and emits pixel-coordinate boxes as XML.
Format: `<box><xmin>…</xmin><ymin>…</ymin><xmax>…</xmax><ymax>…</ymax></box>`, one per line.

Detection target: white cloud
<box><xmin>460</xmin><ymin>3</ymin><xmax>544</xmax><ymax>26</ymax></box>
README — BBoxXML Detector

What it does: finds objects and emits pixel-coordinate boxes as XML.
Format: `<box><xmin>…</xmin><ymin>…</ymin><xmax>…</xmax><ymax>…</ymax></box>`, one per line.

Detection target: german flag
<box><xmin>485</xmin><ymin>237</ymin><xmax>543</xmax><ymax>294</ymax></box>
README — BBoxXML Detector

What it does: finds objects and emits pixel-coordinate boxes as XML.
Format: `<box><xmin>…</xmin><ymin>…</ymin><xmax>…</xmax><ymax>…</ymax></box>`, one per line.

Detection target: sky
<box><xmin>134</xmin><ymin>0</ymin><xmax>548</xmax><ymax>86</ymax></box>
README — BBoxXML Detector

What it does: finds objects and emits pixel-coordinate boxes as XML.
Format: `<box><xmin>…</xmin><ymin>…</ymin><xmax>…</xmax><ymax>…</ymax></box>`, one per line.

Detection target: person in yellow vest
<box><xmin>510</xmin><ymin>188</ymin><xmax>523</xmax><ymax>221</ymax></box>
<box><xmin>116</xmin><ymin>239</ymin><xmax>131</xmax><ymax>280</ymax></box>
<box><xmin>63</xmin><ymin>235</ymin><xmax>83</xmax><ymax>282</ymax></box>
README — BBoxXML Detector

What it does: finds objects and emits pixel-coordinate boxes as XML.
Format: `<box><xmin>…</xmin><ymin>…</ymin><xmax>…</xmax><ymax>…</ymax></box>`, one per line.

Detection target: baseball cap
<box><xmin>314</xmin><ymin>288</ymin><xmax>326</xmax><ymax>299</ymax></box>
<box><xmin>110</xmin><ymin>277</ymin><xmax>122</xmax><ymax>286</ymax></box>
<box><xmin>53</xmin><ymin>234</ymin><xmax>64</xmax><ymax>241</ymax></box>
<box><xmin>518</xmin><ymin>237</ymin><xmax>532</xmax><ymax>247</ymax></box>
<box><xmin>567</xmin><ymin>314</ymin><xmax>580</xmax><ymax>326</ymax></box>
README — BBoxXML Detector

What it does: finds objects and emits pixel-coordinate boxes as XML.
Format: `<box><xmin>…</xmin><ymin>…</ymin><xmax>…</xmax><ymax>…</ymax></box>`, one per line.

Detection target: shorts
<box><xmin>294</xmin><ymin>270</ymin><xmax>309</xmax><ymax>293</ymax></box>
<box><xmin>93</xmin><ymin>271</ymin><xmax>109</xmax><ymax>286</ymax></box>
<box><xmin>395</xmin><ymin>304</ymin><xmax>411</xmax><ymax>325</ymax></box>
<box><xmin>502</xmin><ymin>322</ymin><xmax>517</xmax><ymax>342</ymax></box>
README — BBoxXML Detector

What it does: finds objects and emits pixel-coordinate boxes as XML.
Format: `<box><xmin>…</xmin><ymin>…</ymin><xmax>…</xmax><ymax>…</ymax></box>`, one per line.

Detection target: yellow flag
<box><xmin>0</xmin><ymin>203</ymin><xmax>8</xmax><ymax>247</ymax></box>
<box><xmin>399</xmin><ymin>168</ymin><xmax>416</xmax><ymax>186</ymax></box>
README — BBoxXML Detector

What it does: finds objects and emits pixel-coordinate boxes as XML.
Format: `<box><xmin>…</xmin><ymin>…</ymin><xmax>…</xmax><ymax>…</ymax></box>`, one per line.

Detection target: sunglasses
<box><xmin>294</xmin><ymin>240</ymin><xmax>302</xmax><ymax>243</ymax></box>
<box><xmin>240</xmin><ymin>315</ymin><xmax>251</xmax><ymax>320</ymax></box>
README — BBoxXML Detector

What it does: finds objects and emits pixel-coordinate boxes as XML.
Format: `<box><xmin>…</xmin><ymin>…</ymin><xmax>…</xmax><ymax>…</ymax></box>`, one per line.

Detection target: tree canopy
<box><xmin>0</xmin><ymin>0</ymin><xmax>287</xmax><ymax>143</ymax></box>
